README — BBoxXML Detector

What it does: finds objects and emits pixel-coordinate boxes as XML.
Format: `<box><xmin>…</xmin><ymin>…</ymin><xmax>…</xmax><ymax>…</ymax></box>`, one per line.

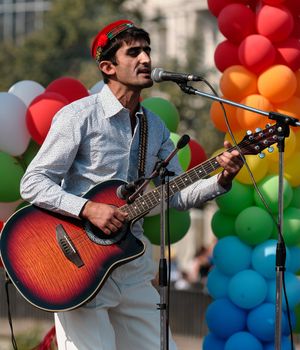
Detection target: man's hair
<box><xmin>99</xmin><ymin>27</ymin><xmax>151</xmax><ymax>83</ymax></box>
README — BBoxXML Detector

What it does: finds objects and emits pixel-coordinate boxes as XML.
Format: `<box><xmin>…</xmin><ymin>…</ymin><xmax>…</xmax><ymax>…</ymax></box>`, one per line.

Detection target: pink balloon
<box><xmin>46</xmin><ymin>77</ymin><xmax>89</xmax><ymax>103</ymax></box>
<box><xmin>256</xmin><ymin>5</ymin><xmax>294</xmax><ymax>43</ymax></box>
<box><xmin>239</xmin><ymin>34</ymin><xmax>276</xmax><ymax>74</ymax></box>
<box><xmin>275</xmin><ymin>38</ymin><xmax>300</xmax><ymax>71</ymax></box>
<box><xmin>214</xmin><ymin>40</ymin><xmax>240</xmax><ymax>72</ymax></box>
<box><xmin>218</xmin><ymin>4</ymin><xmax>256</xmax><ymax>44</ymax></box>
<box><xmin>26</xmin><ymin>92</ymin><xmax>69</xmax><ymax>145</ymax></box>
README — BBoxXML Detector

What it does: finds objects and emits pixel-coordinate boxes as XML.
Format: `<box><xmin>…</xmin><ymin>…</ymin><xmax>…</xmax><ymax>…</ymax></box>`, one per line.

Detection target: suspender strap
<box><xmin>137</xmin><ymin>110</ymin><xmax>148</xmax><ymax>179</ymax></box>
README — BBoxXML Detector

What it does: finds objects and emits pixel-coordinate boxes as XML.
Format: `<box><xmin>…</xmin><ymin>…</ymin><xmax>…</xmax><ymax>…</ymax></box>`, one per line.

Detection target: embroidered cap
<box><xmin>91</xmin><ymin>20</ymin><xmax>134</xmax><ymax>63</ymax></box>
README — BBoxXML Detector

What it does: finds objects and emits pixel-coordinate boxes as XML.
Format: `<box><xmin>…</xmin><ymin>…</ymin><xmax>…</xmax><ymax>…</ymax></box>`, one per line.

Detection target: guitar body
<box><xmin>0</xmin><ymin>179</ymin><xmax>145</xmax><ymax>312</ymax></box>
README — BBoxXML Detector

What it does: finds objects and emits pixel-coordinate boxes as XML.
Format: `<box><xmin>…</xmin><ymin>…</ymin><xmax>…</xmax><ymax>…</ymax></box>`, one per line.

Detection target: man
<box><xmin>20</xmin><ymin>19</ymin><xmax>243</xmax><ymax>350</ymax></box>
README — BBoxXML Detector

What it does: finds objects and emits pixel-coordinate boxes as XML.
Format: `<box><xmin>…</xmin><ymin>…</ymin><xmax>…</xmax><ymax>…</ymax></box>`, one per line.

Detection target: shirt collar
<box><xmin>100</xmin><ymin>83</ymin><xmax>126</xmax><ymax>118</ymax></box>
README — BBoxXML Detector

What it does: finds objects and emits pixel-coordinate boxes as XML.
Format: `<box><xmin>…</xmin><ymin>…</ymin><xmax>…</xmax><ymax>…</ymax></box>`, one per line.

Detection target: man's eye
<box><xmin>128</xmin><ymin>49</ymin><xmax>139</xmax><ymax>57</ymax></box>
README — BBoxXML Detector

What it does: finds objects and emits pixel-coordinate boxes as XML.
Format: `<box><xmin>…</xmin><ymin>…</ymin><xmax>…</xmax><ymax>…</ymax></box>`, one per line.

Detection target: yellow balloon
<box><xmin>284</xmin><ymin>152</ymin><xmax>300</xmax><ymax>187</ymax></box>
<box><xmin>225</xmin><ymin>130</ymin><xmax>247</xmax><ymax>144</ymax></box>
<box><xmin>266</xmin><ymin>127</ymin><xmax>296</xmax><ymax>161</ymax></box>
<box><xmin>235</xmin><ymin>154</ymin><xmax>269</xmax><ymax>184</ymax></box>
<box><xmin>209</xmin><ymin>147</ymin><xmax>225</xmax><ymax>176</ymax></box>
<box><xmin>295</xmin><ymin>131</ymin><xmax>300</xmax><ymax>152</ymax></box>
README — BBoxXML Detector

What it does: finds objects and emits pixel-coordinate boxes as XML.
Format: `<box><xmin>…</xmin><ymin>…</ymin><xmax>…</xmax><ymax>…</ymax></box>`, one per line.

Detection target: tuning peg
<box><xmin>268</xmin><ymin>147</ymin><xmax>274</xmax><ymax>153</ymax></box>
<box><xmin>255</xmin><ymin>128</ymin><xmax>262</xmax><ymax>132</ymax></box>
<box><xmin>258</xmin><ymin>152</ymin><xmax>265</xmax><ymax>159</ymax></box>
<box><xmin>265</xmin><ymin>123</ymin><xmax>271</xmax><ymax>128</ymax></box>
<box><xmin>246</xmin><ymin>130</ymin><xmax>252</xmax><ymax>135</ymax></box>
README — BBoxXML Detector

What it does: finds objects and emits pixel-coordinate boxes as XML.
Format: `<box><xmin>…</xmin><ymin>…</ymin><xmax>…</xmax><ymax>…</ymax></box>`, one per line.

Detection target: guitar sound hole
<box><xmin>83</xmin><ymin>220</ymin><xmax>128</xmax><ymax>246</ymax></box>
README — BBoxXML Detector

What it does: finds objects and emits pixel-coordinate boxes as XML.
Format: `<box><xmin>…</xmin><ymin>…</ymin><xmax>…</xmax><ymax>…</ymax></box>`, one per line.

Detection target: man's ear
<box><xmin>99</xmin><ymin>60</ymin><xmax>116</xmax><ymax>77</ymax></box>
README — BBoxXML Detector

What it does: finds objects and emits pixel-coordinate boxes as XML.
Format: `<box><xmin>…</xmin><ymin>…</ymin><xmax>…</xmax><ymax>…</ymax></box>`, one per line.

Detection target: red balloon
<box><xmin>256</xmin><ymin>5</ymin><xmax>294</xmax><ymax>43</ymax></box>
<box><xmin>218</xmin><ymin>4</ymin><xmax>256</xmax><ymax>44</ymax></box>
<box><xmin>187</xmin><ymin>139</ymin><xmax>207</xmax><ymax>170</ymax></box>
<box><xmin>207</xmin><ymin>0</ymin><xmax>235</xmax><ymax>17</ymax></box>
<box><xmin>214</xmin><ymin>40</ymin><xmax>240</xmax><ymax>72</ymax></box>
<box><xmin>26</xmin><ymin>92</ymin><xmax>69</xmax><ymax>145</ymax></box>
<box><xmin>275</xmin><ymin>38</ymin><xmax>300</xmax><ymax>71</ymax></box>
<box><xmin>239</xmin><ymin>34</ymin><xmax>276</xmax><ymax>74</ymax></box>
<box><xmin>0</xmin><ymin>220</ymin><xmax>3</xmax><ymax>268</ymax></box>
<box><xmin>46</xmin><ymin>77</ymin><xmax>89</xmax><ymax>103</ymax></box>
<box><xmin>262</xmin><ymin>0</ymin><xmax>285</xmax><ymax>5</ymax></box>
<box><xmin>285</xmin><ymin>0</ymin><xmax>300</xmax><ymax>16</ymax></box>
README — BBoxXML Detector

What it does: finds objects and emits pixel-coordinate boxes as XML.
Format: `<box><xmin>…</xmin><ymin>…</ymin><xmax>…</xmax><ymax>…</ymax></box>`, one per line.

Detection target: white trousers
<box><xmin>54</xmin><ymin>247</ymin><xmax>177</xmax><ymax>350</ymax></box>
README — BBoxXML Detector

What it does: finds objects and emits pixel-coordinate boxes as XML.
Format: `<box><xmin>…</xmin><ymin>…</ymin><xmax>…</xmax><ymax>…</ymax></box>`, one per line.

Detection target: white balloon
<box><xmin>89</xmin><ymin>80</ymin><xmax>105</xmax><ymax>94</ymax></box>
<box><xmin>0</xmin><ymin>199</ymin><xmax>23</xmax><ymax>222</ymax></box>
<box><xmin>9</xmin><ymin>80</ymin><xmax>45</xmax><ymax>107</ymax></box>
<box><xmin>0</xmin><ymin>92</ymin><xmax>30</xmax><ymax>156</ymax></box>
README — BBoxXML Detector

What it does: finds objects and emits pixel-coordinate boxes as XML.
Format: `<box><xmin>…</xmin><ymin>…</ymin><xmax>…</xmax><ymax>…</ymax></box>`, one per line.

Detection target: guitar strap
<box><xmin>137</xmin><ymin>109</ymin><xmax>148</xmax><ymax>179</ymax></box>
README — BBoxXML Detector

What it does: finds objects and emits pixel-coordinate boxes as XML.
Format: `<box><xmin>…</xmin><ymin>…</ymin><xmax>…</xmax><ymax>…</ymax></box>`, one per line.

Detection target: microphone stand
<box><xmin>128</xmin><ymin>135</ymin><xmax>190</xmax><ymax>350</ymax></box>
<box><xmin>177</xmin><ymin>83</ymin><xmax>300</xmax><ymax>350</ymax></box>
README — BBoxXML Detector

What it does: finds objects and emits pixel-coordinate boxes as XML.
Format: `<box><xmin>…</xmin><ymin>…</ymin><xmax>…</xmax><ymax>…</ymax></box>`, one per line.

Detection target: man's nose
<box><xmin>139</xmin><ymin>50</ymin><xmax>151</xmax><ymax>63</ymax></box>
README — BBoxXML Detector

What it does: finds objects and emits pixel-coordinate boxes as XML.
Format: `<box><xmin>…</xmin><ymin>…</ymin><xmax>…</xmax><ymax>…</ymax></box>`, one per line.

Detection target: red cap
<box><xmin>91</xmin><ymin>19</ymin><xmax>134</xmax><ymax>62</ymax></box>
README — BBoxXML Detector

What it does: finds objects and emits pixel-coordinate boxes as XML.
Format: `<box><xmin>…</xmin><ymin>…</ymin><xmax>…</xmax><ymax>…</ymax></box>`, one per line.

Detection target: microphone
<box><xmin>151</xmin><ymin>67</ymin><xmax>204</xmax><ymax>83</ymax></box>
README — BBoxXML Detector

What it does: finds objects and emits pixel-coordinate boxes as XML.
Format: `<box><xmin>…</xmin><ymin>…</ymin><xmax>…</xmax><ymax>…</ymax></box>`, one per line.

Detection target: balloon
<box><xmin>275</xmin><ymin>97</ymin><xmax>300</xmax><ymax>127</ymax></box>
<box><xmin>288</xmin><ymin>246</ymin><xmax>300</xmax><ymax>273</ymax></box>
<box><xmin>224</xmin><ymin>130</ymin><xmax>247</xmax><ymax>144</ymax></box>
<box><xmin>224</xmin><ymin>332</ymin><xmax>263</xmax><ymax>350</ymax></box>
<box><xmin>207</xmin><ymin>0</ymin><xmax>235</xmax><ymax>17</ymax></box>
<box><xmin>262</xmin><ymin>0</ymin><xmax>285</xmax><ymax>4</ymax></box>
<box><xmin>187</xmin><ymin>139</ymin><xmax>207</xmax><ymax>170</ymax></box>
<box><xmin>0</xmin><ymin>152</ymin><xmax>24</xmax><ymax>202</ymax></box>
<box><xmin>21</xmin><ymin>139</ymin><xmax>40</xmax><ymax>167</ymax></box>
<box><xmin>228</xmin><ymin>269</ymin><xmax>268</xmax><ymax>309</ymax></box>
<box><xmin>236</xmin><ymin>94</ymin><xmax>274</xmax><ymax>130</ymax></box>
<box><xmin>46</xmin><ymin>77</ymin><xmax>89</xmax><ymax>103</ymax></box>
<box><xmin>207</xmin><ymin>267</ymin><xmax>229</xmax><ymax>299</ymax></box>
<box><xmin>143</xmin><ymin>208</ymin><xmax>190</xmax><ymax>245</ymax></box>
<box><xmin>267</xmin><ymin>272</ymin><xmax>300</xmax><ymax>310</ymax></box>
<box><xmin>89</xmin><ymin>80</ymin><xmax>105</xmax><ymax>94</ymax></box>
<box><xmin>284</xmin><ymin>152</ymin><xmax>300</xmax><ymax>187</ymax></box>
<box><xmin>209</xmin><ymin>148</ymin><xmax>225</xmax><ymax>176</ymax></box>
<box><xmin>238</xmin><ymin>34</ymin><xmax>276</xmax><ymax>74</ymax></box>
<box><xmin>8</xmin><ymin>80</ymin><xmax>45</xmax><ymax>107</ymax></box>
<box><xmin>257</xmin><ymin>65</ymin><xmax>297</xmax><ymax>104</ymax></box>
<box><xmin>212</xmin><ymin>236</ymin><xmax>252</xmax><ymax>275</ymax></box>
<box><xmin>0</xmin><ymin>199</ymin><xmax>23</xmax><ymax>221</ymax></box>
<box><xmin>253</xmin><ymin>175</ymin><xmax>293</xmax><ymax>213</ymax></box>
<box><xmin>26</xmin><ymin>92</ymin><xmax>69</xmax><ymax>145</ymax></box>
<box><xmin>205</xmin><ymin>298</ymin><xmax>247</xmax><ymax>339</ymax></box>
<box><xmin>211</xmin><ymin>209</ymin><xmax>236</xmax><ymax>239</ymax></box>
<box><xmin>235</xmin><ymin>155</ymin><xmax>269</xmax><ymax>185</ymax></box>
<box><xmin>220</xmin><ymin>65</ymin><xmax>258</xmax><ymax>102</ymax></box>
<box><xmin>218</xmin><ymin>4</ymin><xmax>256</xmax><ymax>44</ymax></box>
<box><xmin>0</xmin><ymin>92</ymin><xmax>30</xmax><ymax>156</ymax></box>
<box><xmin>282</xmin><ymin>207</ymin><xmax>300</xmax><ymax>246</ymax></box>
<box><xmin>275</xmin><ymin>37</ymin><xmax>300</xmax><ymax>71</ymax></box>
<box><xmin>264</xmin><ymin>336</ymin><xmax>293</xmax><ymax>350</ymax></box>
<box><xmin>256</xmin><ymin>5</ymin><xmax>294</xmax><ymax>43</ymax></box>
<box><xmin>235</xmin><ymin>206</ymin><xmax>274</xmax><ymax>245</ymax></box>
<box><xmin>203</xmin><ymin>333</ymin><xmax>225</xmax><ymax>350</ymax></box>
<box><xmin>295</xmin><ymin>70</ymin><xmax>300</xmax><ymax>98</ymax></box>
<box><xmin>170</xmin><ymin>133</ymin><xmax>191</xmax><ymax>170</ymax></box>
<box><xmin>210</xmin><ymin>99</ymin><xmax>240</xmax><ymax>132</ymax></box>
<box><xmin>214</xmin><ymin>40</ymin><xmax>240</xmax><ymax>72</ymax></box>
<box><xmin>141</xmin><ymin>97</ymin><xmax>180</xmax><ymax>132</ymax></box>
<box><xmin>216</xmin><ymin>180</ymin><xmax>254</xmax><ymax>216</ymax></box>
<box><xmin>290</xmin><ymin>186</ymin><xmax>300</xmax><ymax>208</ymax></box>
<box><xmin>251</xmin><ymin>239</ymin><xmax>291</xmax><ymax>279</ymax></box>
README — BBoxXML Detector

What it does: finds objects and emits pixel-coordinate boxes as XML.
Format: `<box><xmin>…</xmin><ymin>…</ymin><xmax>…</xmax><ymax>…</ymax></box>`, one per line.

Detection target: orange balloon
<box><xmin>220</xmin><ymin>65</ymin><xmax>258</xmax><ymax>101</ymax></box>
<box><xmin>294</xmin><ymin>70</ymin><xmax>300</xmax><ymax>97</ymax></box>
<box><xmin>225</xmin><ymin>130</ymin><xmax>247</xmax><ymax>144</ymax></box>
<box><xmin>275</xmin><ymin>96</ymin><xmax>300</xmax><ymax>133</ymax></box>
<box><xmin>257</xmin><ymin>65</ymin><xmax>297</xmax><ymax>103</ymax></box>
<box><xmin>236</xmin><ymin>94</ymin><xmax>274</xmax><ymax>130</ymax></box>
<box><xmin>210</xmin><ymin>98</ymin><xmax>241</xmax><ymax>132</ymax></box>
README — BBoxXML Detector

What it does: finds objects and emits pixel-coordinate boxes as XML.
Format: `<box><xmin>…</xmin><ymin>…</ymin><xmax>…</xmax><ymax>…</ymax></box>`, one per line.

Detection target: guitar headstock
<box><xmin>238</xmin><ymin>124</ymin><xmax>279</xmax><ymax>156</ymax></box>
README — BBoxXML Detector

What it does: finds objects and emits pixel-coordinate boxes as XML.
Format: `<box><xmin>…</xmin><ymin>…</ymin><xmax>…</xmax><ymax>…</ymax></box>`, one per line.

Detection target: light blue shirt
<box><xmin>20</xmin><ymin>84</ymin><xmax>226</xmax><ymax>239</ymax></box>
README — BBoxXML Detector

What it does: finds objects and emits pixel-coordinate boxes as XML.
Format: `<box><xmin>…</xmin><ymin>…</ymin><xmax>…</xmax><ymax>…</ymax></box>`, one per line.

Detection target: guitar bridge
<box><xmin>56</xmin><ymin>224</ymin><xmax>84</xmax><ymax>268</ymax></box>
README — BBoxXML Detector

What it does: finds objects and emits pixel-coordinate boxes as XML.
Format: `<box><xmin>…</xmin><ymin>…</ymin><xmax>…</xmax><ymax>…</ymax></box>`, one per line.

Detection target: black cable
<box><xmin>4</xmin><ymin>274</ymin><xmax>18</xmax><ymax>350</ymax></box>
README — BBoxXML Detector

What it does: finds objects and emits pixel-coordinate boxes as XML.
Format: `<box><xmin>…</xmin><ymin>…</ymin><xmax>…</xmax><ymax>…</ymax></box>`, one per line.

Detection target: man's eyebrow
<box><xmin>126</xmin><ymin>45</ymin><xmax>151</xmax><ymax>52</ymax></box>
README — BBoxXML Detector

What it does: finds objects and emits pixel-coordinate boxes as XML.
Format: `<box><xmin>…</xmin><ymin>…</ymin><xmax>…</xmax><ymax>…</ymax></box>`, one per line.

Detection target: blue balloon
<box><xmin>266</xmin><ymin>272</ymin><xmax>300</xmax><ymax>310</ymax></box>
<box><xmin>247</xmin><ymin>303</ymin><xmax>288</xmax><ymax>342</ymax></box>
<box><xmin>252</xmin><ymin>240</ymin><xmax>291</xmax><ymax>279</ymax></box>
<box><xmin>228</xmin><ymin>269</ymin><xmax>267</xmax><ymax>309</ymax></box>
<box><xmin>203</xmin><ymin>333</ymin><xmax>225</xmax><ymax>350</ymax></box>
<box><xmin>205</xmin><ymin>298</ymin><xmax>247</xmax><ymax>339</ymax></box>
<box><xmin>207</xmin><ymin>267</ymin><xmax>229</xmax><ymax>299</ymax></box>
<box><xmin>287</xmin><ymin>246</ymin><xmax>300</xmax><ymax>274</ymax></box>
<box><xmin>263</xmin><ymin>336</ymin><xmax>292</xmax><ymax>350</ymax></box>
<box><xmin>224</xmin><ymin>331</ymin><xmax>263</xmax><ymax>350</ymax></box>
<box><xmin>213</xmin><ymin>236</ymin><xmax>252</xmax><ymax>276</ymax></box>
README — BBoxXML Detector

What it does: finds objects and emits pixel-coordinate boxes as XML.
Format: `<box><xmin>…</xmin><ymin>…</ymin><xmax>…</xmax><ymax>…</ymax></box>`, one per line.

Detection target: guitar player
<box><xmin>20</xmin><ymin>19</ymin><xmax>243</xmax><ymax>350</ymax></box>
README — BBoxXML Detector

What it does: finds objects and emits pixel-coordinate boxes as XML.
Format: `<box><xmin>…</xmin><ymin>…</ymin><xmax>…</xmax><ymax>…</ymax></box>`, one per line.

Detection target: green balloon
<box><xmin>290</xmin><ymin>186</ymin><xmax>300</xmax><ymax>209</ymax></box>
<box><xmin>211</xmin><ymin>209</ymin><xmax>236</xmax><ymax>239</ymax></box>
<box><xmin>283</xmin><ymin>207</ymin><xmax>300</xmax><ymax>246</ymax></box>
<box><xmin>141</xmin><ymin>97</ymin><xmax>180</xmax><ymax>132</ymax></box>
<box><xmin>216</xmin><ymin>180</ymin><xmax>254</xmax><ymax>216</ymax></box>
<box><xmin>143</xmin><ymin>208</ymin><xmax>191</xmax><ymax>245</ymax></box>
<box><xmin>0</xmin><ymin>152</ymin><xmax>24</xmax><ymax>202</ymax></box>
<box><xmin>235</xmin><ymin>206</ymin><xmax>274</xmax><ymax>245</ymax></box>
<box><xmin>293</xmin><ymin>303</ymin><xmax>300</xmax><ymax>333</ymax></box>
<box><xmin>254</xmin><ymin>175</ymin><xmax>293</xmax><ymax>213</ymax></box>
<box><xmin>22</xmin><ymin>139</ymin><xmax>40</xmax><ymax>167</ymax></box>
<box><xmin>170</xmin><ymin>132</ymin><xmax>191</xmax><ymax>171</ymax></box>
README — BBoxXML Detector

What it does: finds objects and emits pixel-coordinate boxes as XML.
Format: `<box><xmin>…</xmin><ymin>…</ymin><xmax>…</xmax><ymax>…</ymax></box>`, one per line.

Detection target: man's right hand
<box><xmin>80</xmin><ymin>201</ymin><xmax>128</xmax><ymax>235</ymax></box>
